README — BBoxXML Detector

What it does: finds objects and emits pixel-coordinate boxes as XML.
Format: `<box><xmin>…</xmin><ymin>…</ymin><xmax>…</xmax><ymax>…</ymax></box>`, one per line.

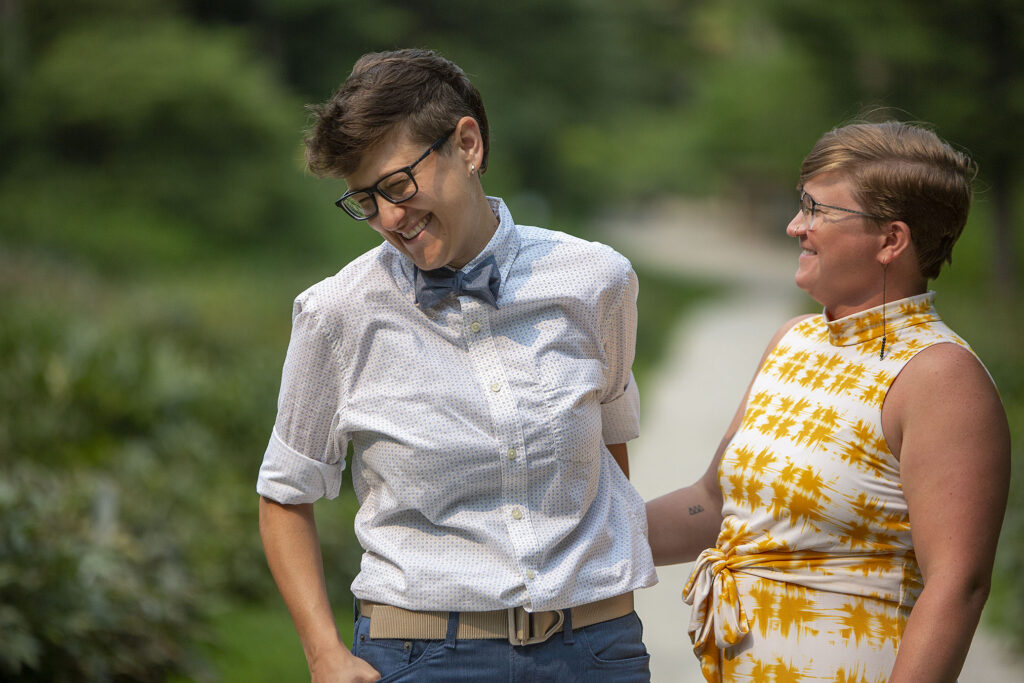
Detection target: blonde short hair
<box><xmin>800</xmin><ymin>121</ymin><xmax>976</xmax><ymax>280</ymax></box>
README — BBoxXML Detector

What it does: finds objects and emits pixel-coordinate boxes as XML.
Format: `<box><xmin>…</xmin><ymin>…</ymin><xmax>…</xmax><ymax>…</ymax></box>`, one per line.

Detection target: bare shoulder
<box><xmin>893</xmin><ymin>342</ymin><xmax>997</xmax><ymax>398</ymax></box>
<box><xmin>885</xmin><ymin>341</ymin><xmax>1008</xmax><ymax>460</ymax></box>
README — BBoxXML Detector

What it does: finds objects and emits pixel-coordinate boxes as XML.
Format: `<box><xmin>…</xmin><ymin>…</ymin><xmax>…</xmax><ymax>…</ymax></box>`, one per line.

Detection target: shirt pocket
<box><xmin>535</xmin><ymin>355</ymin><xmax>606</xmax><ymax>462</ymax></box>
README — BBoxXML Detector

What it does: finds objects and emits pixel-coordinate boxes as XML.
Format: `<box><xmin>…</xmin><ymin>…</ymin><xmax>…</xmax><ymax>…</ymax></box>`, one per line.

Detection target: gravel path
<box><xmin>594</xmin><ymin>199</ymin><xmax>1023</xmax><ymax>682</ymax></box>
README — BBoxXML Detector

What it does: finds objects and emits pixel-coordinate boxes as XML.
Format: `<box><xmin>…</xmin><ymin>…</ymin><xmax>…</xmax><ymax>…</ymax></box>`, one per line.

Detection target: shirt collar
<box><xmin>462</xmin><ymin>197</ymin><xmax>520</xmax><ymax>290</ymax></box>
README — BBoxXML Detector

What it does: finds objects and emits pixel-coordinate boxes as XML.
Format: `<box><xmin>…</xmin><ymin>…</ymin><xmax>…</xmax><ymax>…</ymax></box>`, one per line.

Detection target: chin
<box><xmin>416</xmin><ymin>253</ymin><xmax>445</xmax><ymax>270</ymax></box>
<box><xmin>414</xmin><ymin>254</ymin><xmax>449</xmax><ymax>271</ymax></box>
<box><xmin>793</xmin><ymin>273</ymin><xmax>813</xmax><ymax>296</ymax></box>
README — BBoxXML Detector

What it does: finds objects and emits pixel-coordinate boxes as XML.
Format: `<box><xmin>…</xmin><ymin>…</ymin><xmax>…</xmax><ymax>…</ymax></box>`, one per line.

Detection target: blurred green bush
<box><xmin>0</xmin><ymin>251</ymin><xmax>367</xmax><ymax>679</ymax></box>
<box><xmin>0</xmin><ymin>463</ymin><xmax>208</xmax><ymax>681</ymax></box>
<box><xmin>3</xmin><ymin>17</ymin><xmax>320</xmax><ymax>271</ymax></box>
<box><xmin>0</xmin><ymin>6</ymin><xmax>373</xmax><ymax>677</ymax></box>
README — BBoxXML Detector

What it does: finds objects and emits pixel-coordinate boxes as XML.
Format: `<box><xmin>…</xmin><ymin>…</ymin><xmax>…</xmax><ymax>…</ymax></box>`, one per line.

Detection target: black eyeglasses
<box><xmin>336</xmin><ymin>129</ymin><xmax>455</xmax><ymax>220</ymax></box>
<box><xmin>799</xmin><ymin>190</ymin><xmax>883</xmax><ymax>231</ymax></box>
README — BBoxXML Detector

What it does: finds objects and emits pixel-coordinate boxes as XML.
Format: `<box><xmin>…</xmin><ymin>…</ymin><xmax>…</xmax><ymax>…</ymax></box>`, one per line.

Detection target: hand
<box><xmin>309</xmin><ymin>647</ymin><xmax>381</xmax><ymax>683</ymax></box>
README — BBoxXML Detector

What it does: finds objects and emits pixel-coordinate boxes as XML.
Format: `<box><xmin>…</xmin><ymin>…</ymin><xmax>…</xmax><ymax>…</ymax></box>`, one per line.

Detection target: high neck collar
<box><xmin>825</xmin><ymin>291</ymin><xmax>939</xmax><ymax>347</ymax></box>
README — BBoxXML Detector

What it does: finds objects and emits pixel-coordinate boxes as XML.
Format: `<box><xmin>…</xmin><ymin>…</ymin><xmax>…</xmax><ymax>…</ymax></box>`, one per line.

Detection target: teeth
<box><xmin>400</xmin><ymin>215</ymin><xmax>430</xmax><ymax>240</ymax></box>
<box><xmin>802</xmin><ymin>248</ymin><xmax>817</xmax><ymax>255</ymax></box>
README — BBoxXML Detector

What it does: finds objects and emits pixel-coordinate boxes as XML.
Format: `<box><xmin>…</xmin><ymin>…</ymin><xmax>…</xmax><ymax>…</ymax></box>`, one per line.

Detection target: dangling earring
<box><xmin>470</xmin><ymin>164</ymin><xmax>476</xmax><ymax>176</ymax></box>
<box><xmin>880</xmin><ymin>262</ymin><xmax>888</xmax><ymax>360</ymax></box>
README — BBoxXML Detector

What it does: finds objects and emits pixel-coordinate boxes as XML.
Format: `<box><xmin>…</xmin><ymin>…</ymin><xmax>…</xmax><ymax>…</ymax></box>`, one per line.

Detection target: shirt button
<box><xmin>507</xmin><ymin>447</ymin><xmax>517</xmax><ymax>461</ymax></box>
<box><xmin>511</xmin><ymin>507</ymin><xmax>523</xmax><ymax>520</ymax></box>
<box><xmin>469</xmin><ymin>321</ymin><xmax>482</xmax><ymax>333</ymax></box>
<box><xmin>526</xmin><ymin>570</ymin><xmax>536</xmax><ymax>580</ymax></box>
<box><xmin>490</xmin><ymin>382</ymin><xmax>501</xmax><ymax>393</ymax></box>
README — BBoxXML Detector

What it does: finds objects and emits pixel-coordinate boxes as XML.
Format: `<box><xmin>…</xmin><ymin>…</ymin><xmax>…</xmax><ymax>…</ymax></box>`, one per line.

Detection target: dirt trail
<box><xmin>594</xmin><ymin>199</ymin><xmax>1023</xmax><ymax>683</ymax></box>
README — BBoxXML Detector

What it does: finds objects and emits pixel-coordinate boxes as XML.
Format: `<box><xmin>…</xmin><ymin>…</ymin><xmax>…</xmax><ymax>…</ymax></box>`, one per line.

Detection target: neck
<box><xmin>823</xmin><ymin>260</ymin><xmax>927</xmax><ymax>320</ymax></box>
<box><xmin>447</xmin><ymin>195</ymin><xmax>499</xmax><ymax>270</ymax></box>
<box><xmin>471</xmin><ymin>193</ymin><xmax>499</xmax><ymax>244</ymax></box>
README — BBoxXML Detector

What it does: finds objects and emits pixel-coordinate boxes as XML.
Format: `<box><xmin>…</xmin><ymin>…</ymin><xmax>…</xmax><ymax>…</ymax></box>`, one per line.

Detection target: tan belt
<box><xmin>361</xmin><ymin>592</ymin><xmax>634</xmax><ymax>646</ymax></box>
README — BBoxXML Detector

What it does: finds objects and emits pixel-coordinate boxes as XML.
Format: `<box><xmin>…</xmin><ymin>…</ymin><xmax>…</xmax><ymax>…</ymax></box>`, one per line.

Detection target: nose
<box><xmin>786</xmin><ymin>210</ymin><xmax>807</xmax><ymax>237</ymax></box>
<box><xmin>373</xmin><ymin>199</ymin><xmax>407</xmax><ymax>232</ymax></box>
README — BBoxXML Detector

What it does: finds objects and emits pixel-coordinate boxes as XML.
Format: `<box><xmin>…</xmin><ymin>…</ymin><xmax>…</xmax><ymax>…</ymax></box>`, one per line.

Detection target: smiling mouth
<box><xmin>399</xmin><ymin>214</ymin><xmax>431</xmax><ymax>240</ymax></box>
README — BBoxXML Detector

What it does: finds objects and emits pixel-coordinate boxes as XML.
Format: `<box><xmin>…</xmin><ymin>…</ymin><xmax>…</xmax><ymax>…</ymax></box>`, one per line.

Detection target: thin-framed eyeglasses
<box><xmin>336</xmin><ymin>128</ymin><xmax>456</xmax><ymax>220</ymax></box>
<box><xmin>799</xmin><ymin>190</ymin><xmax>884</xmax><ymax>231</ymax></box>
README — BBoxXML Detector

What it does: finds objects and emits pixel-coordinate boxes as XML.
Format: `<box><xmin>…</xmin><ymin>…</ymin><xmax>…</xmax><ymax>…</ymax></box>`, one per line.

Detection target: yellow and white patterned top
<box><xmin>684</xmin><ymin>292</ymin><xmax>975</xmax><ymax>682</ymax></box>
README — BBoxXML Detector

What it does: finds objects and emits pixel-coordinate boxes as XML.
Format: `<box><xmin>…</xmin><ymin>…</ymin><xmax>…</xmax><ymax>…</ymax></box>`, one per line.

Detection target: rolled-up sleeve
<box><xmin>601</xmin><ymin>371</ymin><xmax>640</xmax><ymax>443</ymax></box>
<box><xmin>600</xmin><ymin>259</ymin><xmax>640</xmax><ymax>444</ymax></box>
<box><xmin>257</xmin><ymin>293</ymin><xmax>347</xmax><ymax>504</ymax></box>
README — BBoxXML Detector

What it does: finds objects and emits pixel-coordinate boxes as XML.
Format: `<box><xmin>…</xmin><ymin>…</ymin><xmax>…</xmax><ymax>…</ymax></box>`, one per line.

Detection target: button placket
<box><xmin>460</xmin><ymin>299</ymin><xmax>537</xmax><ymax>598</ymax></box>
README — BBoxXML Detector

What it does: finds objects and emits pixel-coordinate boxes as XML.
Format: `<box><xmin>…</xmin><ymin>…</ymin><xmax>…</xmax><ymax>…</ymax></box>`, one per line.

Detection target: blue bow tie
<box><xmin>414</xmin><ymin>254</ymin><xmax>501</xmax><ymax>309</ymax></box>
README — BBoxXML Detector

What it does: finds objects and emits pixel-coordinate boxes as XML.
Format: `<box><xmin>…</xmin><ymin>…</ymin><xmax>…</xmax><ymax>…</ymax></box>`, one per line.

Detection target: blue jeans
<box><xmin>350</xmin><ymin>610</ymin><xmax>651</xmax><ymax>682</ymax></box>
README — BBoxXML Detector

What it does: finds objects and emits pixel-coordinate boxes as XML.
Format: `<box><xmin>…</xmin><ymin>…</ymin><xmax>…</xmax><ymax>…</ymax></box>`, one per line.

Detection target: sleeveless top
<box><xmin>683</xmin><ymin>292</ymin><xmax>977</xmax><ymax>682</ymax></box>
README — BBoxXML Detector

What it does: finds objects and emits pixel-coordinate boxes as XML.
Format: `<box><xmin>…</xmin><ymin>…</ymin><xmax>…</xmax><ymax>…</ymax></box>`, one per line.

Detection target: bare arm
<box><xmin>884</xmin><ymin>344</ymin><xmax>1010</xmax><ymax>682</ymax></box>
<box><xmin>645</xmin><ymin>315</ymin><xmax>812</xmax><ymax>566</ymax></box>
<box><xmin>644</xmin><ymin>426</ymin><xmax>733</xmax><ymax>565</ymax></box>
<box><xmin>608</xmin><ymin>442</ymin><xmax>630</xmax><ymax>478</ymax></box>
<box><xmin>259</xmin><ymin>497</ymin><xmax>381</xmax><ymax>683</ymax></box>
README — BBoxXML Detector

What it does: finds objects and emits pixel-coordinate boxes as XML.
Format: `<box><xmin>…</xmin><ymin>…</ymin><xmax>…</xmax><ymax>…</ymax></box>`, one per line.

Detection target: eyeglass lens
<box><xmin>799</xmin><ymin>192</ymin><xmax>817</xmax><ymax>230</ymax></box>
<box><xmin>340</xmin><ymin>170</ymin><xmax>419</xmax><ymax>220</ymax></box>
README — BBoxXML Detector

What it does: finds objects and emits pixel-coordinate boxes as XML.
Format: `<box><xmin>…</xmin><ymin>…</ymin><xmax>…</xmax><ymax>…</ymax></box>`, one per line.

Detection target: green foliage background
<box><xmin>1</xmin><ymin>0</ymin><xmax>1021</xmax><ymax>679</ymax></box>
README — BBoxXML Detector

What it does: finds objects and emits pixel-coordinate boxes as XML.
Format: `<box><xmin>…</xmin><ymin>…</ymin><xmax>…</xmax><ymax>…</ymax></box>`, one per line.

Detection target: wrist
<box><xmin>303</xmin><ymin>632</ymin><xmax>349</xmax><ymax>667</ymax></box>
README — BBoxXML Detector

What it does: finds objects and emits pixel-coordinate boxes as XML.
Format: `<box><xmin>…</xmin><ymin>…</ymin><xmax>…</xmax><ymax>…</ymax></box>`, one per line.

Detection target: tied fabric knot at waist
<box><xmin>683</xmin><ymin>547</ymin><xmax>866</xmax><ymax>660</ymax></box>
<box><xmin>683</xmin><ymin>548</ymin><xmax>837</xmax><ymax>650</ymax></box>
<box><xmin>414</xmin><ymin>254</ymin><xmax>501</xmax><ymax>309</ymax></box>
<box><xmin>682</xmin><ymin>547</ymin><xmax>754</xmax><ymax>654</ymax></box>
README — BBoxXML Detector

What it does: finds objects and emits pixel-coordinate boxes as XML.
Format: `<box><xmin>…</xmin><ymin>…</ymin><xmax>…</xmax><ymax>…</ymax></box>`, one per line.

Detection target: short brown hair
<box><xmin>799</xmin><ymin>121</ymin><xmax>977</xmax><ymax>280</ymax></box>
<box><xmin>305</xmin><ymin>49</ymin><xmax>489</xmax><ymax>178</ymax></box>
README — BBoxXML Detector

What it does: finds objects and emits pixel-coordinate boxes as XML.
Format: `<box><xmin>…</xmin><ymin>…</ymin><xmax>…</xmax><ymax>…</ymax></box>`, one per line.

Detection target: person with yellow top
<box><xmin>646</xmin><ymin>120</ymin><xmax>1010</xmax><ymax>682</ymax></box>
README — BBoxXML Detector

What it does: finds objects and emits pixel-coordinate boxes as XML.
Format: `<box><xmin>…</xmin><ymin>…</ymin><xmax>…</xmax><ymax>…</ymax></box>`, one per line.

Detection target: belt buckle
<box><xmin>507</xmin><ymin>606</ymin><xmax>564</xmax><ymax>646</ymax></box>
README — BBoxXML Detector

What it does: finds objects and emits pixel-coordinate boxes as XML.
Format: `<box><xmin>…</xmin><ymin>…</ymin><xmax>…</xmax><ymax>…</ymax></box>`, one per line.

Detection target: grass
<box><xmin>205</xmin><ymin>604</ymin><xmax>355</xmax><ymax>682</ymax></box>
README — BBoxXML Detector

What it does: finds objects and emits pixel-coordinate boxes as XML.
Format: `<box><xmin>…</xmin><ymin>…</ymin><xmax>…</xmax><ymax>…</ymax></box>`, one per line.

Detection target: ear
<box><xmin>453</xmin><ymin>115</ymin><xmax>484</xmax><ymax>172</ymax></box>
<box><xmin>878</xmin><ymin>220</ymin><xmax>914</xmax><ymax>266</ymax></box>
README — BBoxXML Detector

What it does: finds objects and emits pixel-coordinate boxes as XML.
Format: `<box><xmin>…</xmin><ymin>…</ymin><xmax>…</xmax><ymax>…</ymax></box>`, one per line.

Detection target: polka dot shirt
<box><xmin>257</xmin><ymin>197</ymin><xmax>657</xmax><ymax>612</ymax></box>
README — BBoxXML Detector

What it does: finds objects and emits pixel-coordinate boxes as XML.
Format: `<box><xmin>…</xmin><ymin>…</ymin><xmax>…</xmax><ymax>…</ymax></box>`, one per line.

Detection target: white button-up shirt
<box><xmin>258</xmin><ymin>198</ymin><xmax>657</xmax><ymax>612</ymax></box>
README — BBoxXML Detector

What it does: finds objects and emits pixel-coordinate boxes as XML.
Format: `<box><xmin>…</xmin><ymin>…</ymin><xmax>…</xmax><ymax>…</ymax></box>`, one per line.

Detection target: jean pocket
<box><xmin>579</xmin><ymin>612</ymin><xmax>651</xmax><ymax>666</ymax></box>
<box><xmin>351</xmin><ymin>616</ymin><xmax>443</xmax><ymax>680</ymax></box>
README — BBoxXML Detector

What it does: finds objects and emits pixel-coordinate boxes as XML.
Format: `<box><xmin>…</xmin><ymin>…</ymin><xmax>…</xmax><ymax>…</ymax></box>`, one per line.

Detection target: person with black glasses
<box><xmin>256</xmin><ymin>49</ymin><xmax>656</xmax><ymax>682</ymax></box>
<box><xmin>645</xmin><ymin>121</ymin><xmax>1009</xmax><ymax>682</ymax></box>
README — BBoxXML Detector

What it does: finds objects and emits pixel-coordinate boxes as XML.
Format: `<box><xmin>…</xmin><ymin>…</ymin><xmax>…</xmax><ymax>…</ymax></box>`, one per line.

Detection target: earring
<box><xmin>880</xmin><ymin>262</ymin><xmax>888</xmax><ymax>360</ymax></box>
<box><xmin>470</xmin><ymin>164</ymin><xmax>476</xmax><ymax>175</ymax></box>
